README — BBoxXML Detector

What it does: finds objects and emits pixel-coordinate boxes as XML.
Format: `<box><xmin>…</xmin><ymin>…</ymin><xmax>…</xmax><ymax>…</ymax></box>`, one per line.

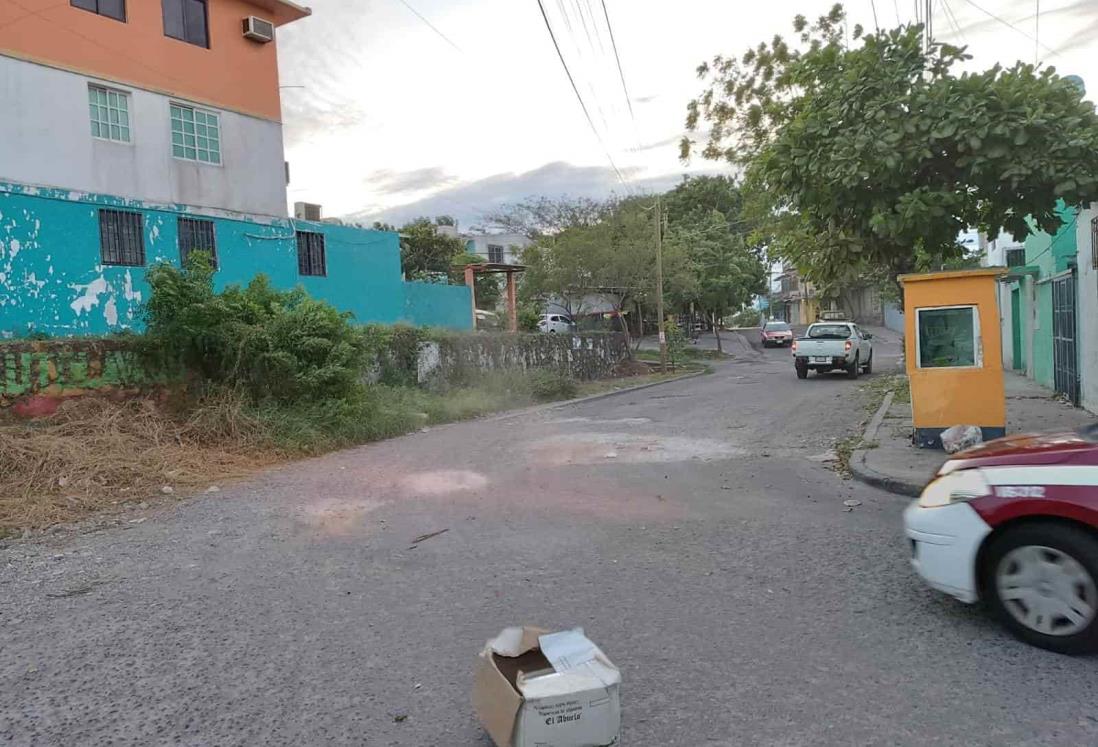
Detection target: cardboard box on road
<box><xmin>473</xmin><ymin>626</ymin><xmax>621</xmax><ymax>747</ymax></box>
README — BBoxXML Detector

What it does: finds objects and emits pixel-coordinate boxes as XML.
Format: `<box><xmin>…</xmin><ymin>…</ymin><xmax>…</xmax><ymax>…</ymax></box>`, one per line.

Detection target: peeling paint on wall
<box><xmin>0</xmin><ymin>179</ymin><xmax>472</xmax><ymax>337</ymax></box>
<box><xmin>70</xmin><ymin>276</ymin><xmax>110</xmax><ymax>316</ymax></box>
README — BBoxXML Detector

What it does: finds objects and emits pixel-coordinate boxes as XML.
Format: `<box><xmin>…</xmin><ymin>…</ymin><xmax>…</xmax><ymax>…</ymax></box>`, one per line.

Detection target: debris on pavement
<box><xmin>941</xmin><ymin>425</ymin><xmax>982</xmax><ymax>454</ymax></box>
<box><xmin>408</xmin><ymin>528</ymin><xmax>449</xmax><ymax>549</ymax></box>
<box><xmin>843</xmin><ymin>499</ymin><xmax>862</xmax><ymax>512</ymax></box>
<box><xmin>807</xmin><ymin>450</ymin><xmax>839</xmax><ymax>463</ymax></box>
<box><xmin>160</xmin><ymin>486</ymin><xmax>174</xmax><ymax>495</ymax></box>
<box><xmin>474</xmin><ymin>626</ymin><xmax>621</xmax><ymax>747</ymax></box>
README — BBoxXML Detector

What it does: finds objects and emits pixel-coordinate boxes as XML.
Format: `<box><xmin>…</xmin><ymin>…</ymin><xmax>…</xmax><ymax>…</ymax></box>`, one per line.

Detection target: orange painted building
<box><xmin>0</xmin><ymin>0</ymin><xmax>310</xmax><ymax>216</ymax></box>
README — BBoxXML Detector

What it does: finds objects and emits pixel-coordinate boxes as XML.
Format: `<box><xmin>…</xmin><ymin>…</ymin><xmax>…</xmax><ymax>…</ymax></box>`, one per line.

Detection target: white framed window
<box><xmin>89</xmin><ymin>85</ymin><xmax>131</xmax><ymax>143</ymax></box>
<box><xmin>915</xmin><ymin>305</ymin><xmax>982</xmax><ymax>369</ymax></box>
<box><xmin>170</xmin><ymin>103</ymin><xmax>221</xmax><ymax>164</ymax></box>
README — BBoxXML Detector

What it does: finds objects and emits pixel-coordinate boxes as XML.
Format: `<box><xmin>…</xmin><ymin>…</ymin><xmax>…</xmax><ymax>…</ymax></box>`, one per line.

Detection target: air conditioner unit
<box><xmin>242</xmin><ymin>16</ymin><xmax>275</xmax><ymax>43</ymax></box>
<box><xmin>294</xmin><ymin>202</ymin><xmax>322</xmax><ymax>221</ymax></box>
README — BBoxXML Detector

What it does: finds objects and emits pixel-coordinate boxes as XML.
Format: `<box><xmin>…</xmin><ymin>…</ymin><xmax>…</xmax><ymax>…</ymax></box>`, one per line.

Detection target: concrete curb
<box><xmin>485</xmin><ymin>369</ymin><xmax>709</xmax><ymax>422</ymax></box>
<box><xmin>849</xmin><ymin>390</ymin><xmax>924</xmax><ymax>498</ymax></box>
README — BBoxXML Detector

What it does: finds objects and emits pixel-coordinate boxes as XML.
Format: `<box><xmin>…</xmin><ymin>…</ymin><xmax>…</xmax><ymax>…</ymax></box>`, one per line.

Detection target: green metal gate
<box><xmin>1051</xmin><ymin>271</ymin><xmax>1079</xmax><ymax>405</ymax></box>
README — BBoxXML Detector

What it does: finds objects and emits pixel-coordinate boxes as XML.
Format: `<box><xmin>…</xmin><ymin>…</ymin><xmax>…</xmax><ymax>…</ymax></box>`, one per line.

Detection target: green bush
<box><xmin>360</xmin><ymin>324</ymin><xmax>428</xmax><ymax>387</ymax></box>
<box><xmin>144</xmin><ymin>254</ymin><xmax>364</xmax><ymax>402</ymax></box>
<box><xmin>518</xmin><ymin>305</ymin><xmax>541</xmax><ymax>332</ymax></box>
<box><xmin>664</xmin><ymin>318</ymin><xmax>688</xmax><ymax>365</ymax></box>
<box><xmin>528</xmin><ymin>369</ymin><xmax>578</xmax><ymax>401</ymax></box>
<box><xmin>730</xmin><ymin>308</ymin><xmax>762</xmax><ymax>328</ymax></box>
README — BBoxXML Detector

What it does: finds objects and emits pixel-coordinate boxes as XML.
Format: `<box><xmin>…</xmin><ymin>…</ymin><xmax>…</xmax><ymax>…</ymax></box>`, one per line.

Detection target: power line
<box><xmin>393</xmin><ymin>0</ymin><xmax>462</xmax><ymax>53</ymax></box>
<box><xmin>940</xmin><ymin>0</ymin><xmax>968</xmax><ymax>44</ymax></box>
<box><xmin>956</xmin><ymin>0</ymin><xmax>1059</xmax><ymax>58</ymax></box>
<box><xmin>535</xmin><ymin>0</ymin><xmax>627</xmax><ymax>186</ymax></box>
<box><xmin>893</xmin><ymin>0</ymin><xmax>902</xmax><ymax>25</ymax></box>
<box><xmin>1034</xmin><ymin>0</ymin><xmax>1040</xmax><ymax>64</ymax></box>
<box><xmin>552</xmin><ymin>0</ymin><xmax>612</xmax><ymax>136</ymax></box>
<box><xmin>870</xmin><ymin>0</ymin><xmax>880</xmax><ymax>33</ymax></box>
<box><xmin>600</xmin><ymin>0</ymin><xmax>635</xmax><ymax>124</ymax></box>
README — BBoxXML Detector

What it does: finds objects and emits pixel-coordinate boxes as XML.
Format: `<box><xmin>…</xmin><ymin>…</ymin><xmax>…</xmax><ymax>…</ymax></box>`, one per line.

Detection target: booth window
<box><xmin>916</xmin><ymin>305</ymin><xmax>979</xmax><ymax>368</ymax></box>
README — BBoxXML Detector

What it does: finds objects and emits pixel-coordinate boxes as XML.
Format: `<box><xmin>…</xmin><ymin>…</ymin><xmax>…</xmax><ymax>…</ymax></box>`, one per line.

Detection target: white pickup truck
<box><xmin>791</xmin><ymin>322</ymin><xmax>874</xmax><ymax>379</ymax></box>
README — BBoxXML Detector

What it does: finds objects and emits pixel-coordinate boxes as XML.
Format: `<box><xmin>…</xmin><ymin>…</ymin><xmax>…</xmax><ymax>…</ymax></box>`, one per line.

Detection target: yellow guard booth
<box><xmin>901</xmin><ymin>268</ymin><xmax>1007</xmax><ymax>449</ymax></box>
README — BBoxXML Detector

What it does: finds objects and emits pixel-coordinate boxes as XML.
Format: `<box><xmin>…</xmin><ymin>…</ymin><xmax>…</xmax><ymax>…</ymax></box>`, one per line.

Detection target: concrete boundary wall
<box><xmin>421</xmin><ymin>333</ymin><xmax>630</xmax><ymax>384</ymax></box>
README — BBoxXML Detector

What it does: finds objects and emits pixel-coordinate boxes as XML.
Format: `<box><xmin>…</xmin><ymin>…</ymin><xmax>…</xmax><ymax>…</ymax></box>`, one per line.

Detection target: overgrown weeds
<box><xmin>0</xmin><ymin>368</ymin><xmax>587</xmax><ymax>530</ymax></box>
<box><xmin>860</xmin><ymin>373</ymin><xmax>910</xmax><ymax>414</ymax></box>
<box><xmin>0</xmin><ymin>395</ymin><xmax>275</xmax><ymax>529</ymax></box>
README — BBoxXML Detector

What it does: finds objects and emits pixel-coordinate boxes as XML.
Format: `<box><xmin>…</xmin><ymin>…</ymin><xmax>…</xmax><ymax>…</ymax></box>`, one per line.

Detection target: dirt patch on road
<box><xmin>529</xmin><ymin>432</ymin><xmax>745</xmax><ymax>466</ymax></box>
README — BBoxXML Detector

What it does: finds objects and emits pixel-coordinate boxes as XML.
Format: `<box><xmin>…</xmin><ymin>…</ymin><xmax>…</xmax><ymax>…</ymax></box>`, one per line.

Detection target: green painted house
<box><xmin>1002</xmin><ymin>201</ymin><xmax>1079</xmax><ymax>395</ymax></box>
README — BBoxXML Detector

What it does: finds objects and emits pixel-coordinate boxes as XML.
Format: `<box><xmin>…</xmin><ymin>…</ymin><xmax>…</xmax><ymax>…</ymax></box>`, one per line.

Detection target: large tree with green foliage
<box><xmin>520</xmin><ymin>196</ymin><xmax>693</xmax><ymax>345</ymax></box>
<box><xmin>662</xmin><ymin>176</ymin><xmax>766</xmax><ymax>351</ymax></box>
<box><xmin>397</xmin><ymin>217</ymin><xmax>467</xmax><ymax>279</ymax></box>
<box><xmin>683</xmin><ymin>4</ymin><xmax>1098</xmax><ymax>296</ymax></box>
<box><xmin>479</xmin><ymin>196</ymin><xmax>615</xmax><ymax>239</ymax></box>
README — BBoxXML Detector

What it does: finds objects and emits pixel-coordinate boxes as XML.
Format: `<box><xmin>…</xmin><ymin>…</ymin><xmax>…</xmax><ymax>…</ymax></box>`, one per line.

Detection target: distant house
<box><xmin>464</xmin><ymin>233</ymin><xmax>531</xmax><ymax>265</ymax></box>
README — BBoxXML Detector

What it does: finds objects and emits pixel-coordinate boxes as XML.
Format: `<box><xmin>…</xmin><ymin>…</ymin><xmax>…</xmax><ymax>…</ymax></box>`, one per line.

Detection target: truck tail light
<box><xmin>844</xmin><ymin>340</ymin><xmax>852</xmax><ymax>352</ymax></box>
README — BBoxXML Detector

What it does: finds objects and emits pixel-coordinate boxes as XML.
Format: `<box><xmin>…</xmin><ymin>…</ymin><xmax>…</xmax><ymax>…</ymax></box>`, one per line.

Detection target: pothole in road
<box><xmin>398</xmin><ymin>469</ymin><xmax>489</xmax><ymax>496</ymax></box>
<box><xmin>529</xmin><ymin>432</ymin><xmax>745</xmax><ymax>465</ymax></box>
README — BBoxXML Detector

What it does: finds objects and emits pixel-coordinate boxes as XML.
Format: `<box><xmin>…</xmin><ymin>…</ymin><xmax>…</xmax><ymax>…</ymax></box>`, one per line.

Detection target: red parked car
<box><xmin>905</xmin><ymin>427</ymin><xmax>1098</xmax><ymax>654</ymax></box>
<box><xmin>760</xmin><ymin>320</ymin><xmax>793</xmax><ymax>347</ymax></box>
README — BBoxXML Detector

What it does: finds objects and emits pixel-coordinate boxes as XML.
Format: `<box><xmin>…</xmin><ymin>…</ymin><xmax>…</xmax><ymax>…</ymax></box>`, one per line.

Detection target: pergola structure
<box><xmin>458</xmin><ymin>263</ymin><xmax>526</xmax><ymax>332</ymax></box>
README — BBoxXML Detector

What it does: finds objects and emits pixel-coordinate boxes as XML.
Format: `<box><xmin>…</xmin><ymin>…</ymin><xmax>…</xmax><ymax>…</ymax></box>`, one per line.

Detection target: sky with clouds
<box><xmin>276</xmin><ymin>0</ymin><xmax>1098</xmax><ymax>228</ymax></box>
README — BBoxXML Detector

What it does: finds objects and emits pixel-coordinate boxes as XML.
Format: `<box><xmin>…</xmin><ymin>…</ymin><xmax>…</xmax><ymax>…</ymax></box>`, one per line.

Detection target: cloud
<box><xmin>632</xmin><ymin>135</ymin><xmax>682</xmax><ymax>153</ymax></box>
<box><xmin>345</xmin><ymin>161</ymin><xmax>723</xmax><ymax>228</ymax></box>
<box><xmin>366</xmin><ymin>167</ymin><xmax>459</xmax><ymax>195</ymax></box>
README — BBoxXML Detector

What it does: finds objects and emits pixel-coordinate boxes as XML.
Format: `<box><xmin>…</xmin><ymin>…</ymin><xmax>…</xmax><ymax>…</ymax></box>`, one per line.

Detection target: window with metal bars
<box><xmin>1005</xmin><ymin>248</ymin><xmax>1026</xmax><ymax>268</ymax></box>
<box><xmin>99</xmin><ymin>209</ymin><xmax>145</xmax><ymax>266</ymax></box>
<box><xmin>71</xmin><ymin>0</ymin><xmax>125</xmax><ymax>22</ymax></box>
<box><xmin>178</xmin><ymin>217</ymin><xmax>217</xmax><ymax>268</ymax></box>
<box><xmin>296</xmin><ymin>231</ymin><xmax>326</xmax><ymax>276</ymax></box>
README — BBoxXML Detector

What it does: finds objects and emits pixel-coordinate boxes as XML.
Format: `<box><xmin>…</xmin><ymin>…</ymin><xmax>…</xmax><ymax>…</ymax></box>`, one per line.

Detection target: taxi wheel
<box><xmin>982</xmin><ymin>523</ymin><xmax>1098</xmax><ymax>654</ymax></box>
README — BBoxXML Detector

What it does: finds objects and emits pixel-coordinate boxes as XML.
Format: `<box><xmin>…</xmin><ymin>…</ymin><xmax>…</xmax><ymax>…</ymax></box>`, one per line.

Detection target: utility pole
<box><xmin>924</xmin><ymin>0</ymin><xmax>933</xmax><ymax>52</ymax></box>
<box><xmin>655</xmin><ymin>195</ymin><xmax>667</xmax><ymax>372</ymax></box>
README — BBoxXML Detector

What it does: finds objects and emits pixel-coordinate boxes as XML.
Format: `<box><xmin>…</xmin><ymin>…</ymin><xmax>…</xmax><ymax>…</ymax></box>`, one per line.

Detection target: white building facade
<box><xmin>0</xmin><ymin>54</ymin><xmax>289</xmax><ymax>217</ymax></box>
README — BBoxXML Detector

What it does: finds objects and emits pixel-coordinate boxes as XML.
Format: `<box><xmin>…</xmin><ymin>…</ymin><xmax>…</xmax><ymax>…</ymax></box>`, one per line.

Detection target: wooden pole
<box><xmin>506</xmin><ymin>270</ymin><xmax>518</xmax><ymax>333</ymax></box>
<box><xmin>656</xmin><ymin>196</ymin><xmax>667</xmax><ymax>372</ymax></box>
<box><xmin>464</xmin><ymin>265</ymin><xmax>477</xmax><ymax>329</ymax></box>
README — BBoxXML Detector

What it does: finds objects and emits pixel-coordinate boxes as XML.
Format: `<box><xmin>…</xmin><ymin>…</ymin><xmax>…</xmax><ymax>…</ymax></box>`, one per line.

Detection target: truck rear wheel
<box><xmin>795</xmin><ymin>363</ymin><xmax>808</xmax><ymax>380</ymax></box>
<box><xmin>846</xmin><ymin>354</ymin><xmax>860</xmax><ymax>379</ymax></box>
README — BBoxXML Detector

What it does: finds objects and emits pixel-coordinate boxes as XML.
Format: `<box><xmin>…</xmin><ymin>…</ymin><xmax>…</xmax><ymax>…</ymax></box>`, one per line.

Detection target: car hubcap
<box><xmin>996</xmin><ymin>545</ymin><xmax>1097</xmax><ymax>636</ymax></box>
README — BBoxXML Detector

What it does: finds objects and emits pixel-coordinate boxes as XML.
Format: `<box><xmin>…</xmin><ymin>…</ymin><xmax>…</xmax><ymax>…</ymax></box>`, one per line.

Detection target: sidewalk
<box><xmin>850</xmin><ymin>372</ymin><xmax>1097</xmax><ymax>497</ymax></box>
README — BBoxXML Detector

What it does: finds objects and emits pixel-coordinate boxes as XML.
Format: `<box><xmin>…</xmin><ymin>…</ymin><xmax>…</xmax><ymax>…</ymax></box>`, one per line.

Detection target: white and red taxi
<box><xmin>904</xmin><ymin>428</ymin><xmax>1098</xmax><ymax>654</ymax></box>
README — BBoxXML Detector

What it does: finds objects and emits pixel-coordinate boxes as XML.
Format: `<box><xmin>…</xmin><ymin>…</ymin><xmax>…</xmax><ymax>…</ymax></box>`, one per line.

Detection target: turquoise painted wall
<box><xmin>0</xmin><ymin>181</ymin><xmax>471</xmax><ymax>336</ymax></box>
<box><xmin>403</xmin><ymin>281</ymin><xmax>473</xmax><ymax>330</ymax></box>
<box><xmin>1021</xmin><ymin>202</ymin><xmax>1078</xmax><ymax>389</ymax></box>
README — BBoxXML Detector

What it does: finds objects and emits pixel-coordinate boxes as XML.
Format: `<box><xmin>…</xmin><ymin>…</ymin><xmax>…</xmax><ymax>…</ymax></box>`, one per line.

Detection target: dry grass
<box><xmin>0</xmin><ymin>394</ymin><xmax>278</xmax><ymax>531</ymax></box>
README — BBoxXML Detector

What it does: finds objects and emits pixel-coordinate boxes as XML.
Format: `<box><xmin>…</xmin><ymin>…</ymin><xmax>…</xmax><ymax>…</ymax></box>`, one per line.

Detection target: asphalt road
<box><xmin>3</xmin><ymin>333</ymin><xmax>1097</xmax><ymax>746</ymax></box>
